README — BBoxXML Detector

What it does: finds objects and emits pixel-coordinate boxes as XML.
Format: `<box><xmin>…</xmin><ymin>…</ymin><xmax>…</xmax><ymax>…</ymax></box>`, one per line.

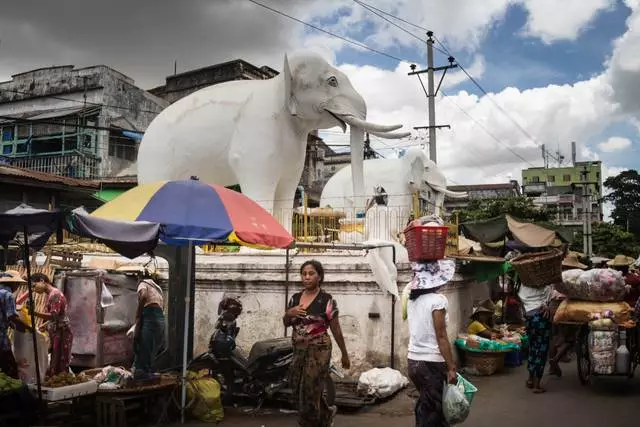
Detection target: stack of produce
<box><xmin>0</xmin><ymin>371</ymin><xmax>23</xmax><ymax>394</ymax></box>
<box><xmin>588</xmin><ymin>313</ymin><xmax>618</xmax><ymax>375</ymax></box>
<box><xmin>42</xmin><ymin>372</ymin><xmax>90</xmax><ymax>388</ymax></box>
<box><xmin>553</xmin><ymin>269</ymin><xmax>633</xmax><ymax>325</ymax></box>
<box><xmin>556</xmin><ymin>269</ymin><xmax>626</xmax><ymax>302</ymax></box>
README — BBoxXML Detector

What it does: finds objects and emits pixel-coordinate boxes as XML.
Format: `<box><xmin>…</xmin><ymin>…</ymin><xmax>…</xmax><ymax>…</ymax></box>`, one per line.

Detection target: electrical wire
<box><xmin>245</xmin><ymin>0</ymin><xmax>413</xmax><ymax>63</ymax></box>
<box><xmin>349</xmin><ymin>0</ymin><xmax>561</xmax><ymax>165</ymax></box>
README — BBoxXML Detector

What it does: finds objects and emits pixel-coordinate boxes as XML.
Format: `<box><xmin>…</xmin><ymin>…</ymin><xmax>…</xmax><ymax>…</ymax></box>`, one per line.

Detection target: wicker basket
<box><xmin>464</xmin><ymin>351</ymin><xmax>505</xmax><ymax>376</ymax></box>
<box><xmin>510</xmin><ymin>250</ymin><xmax>563</xmax><ymax>288</ymax></box>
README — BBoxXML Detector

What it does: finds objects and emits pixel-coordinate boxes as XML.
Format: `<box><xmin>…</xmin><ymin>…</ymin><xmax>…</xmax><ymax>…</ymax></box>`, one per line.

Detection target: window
<box><xmin>563</xmin><ymin>174</ymin><xmax>571</xmax><ymax>182</ymax></box>
<box><xmin>2</xmin><ymin>144</ymin><xmax>12</xmax><ymax>155</ymax></box>
<box><xmin>1</xmin><ymin>126</ymin><xmax>14</xmax><ymax>142</ymax></box>
<box><xmin>531</xmin><ymin>176</ymin><xmax>540</xmax><ymax>183</ymax></box>
<box><xmin>547</xmin><ymin>175</ymin><xmax>555</xmax><ymax>183</ymax></box>
<box><xmin>109</xmin><ymin>134</ymin><xmax>137</xmax><ymax>161</ymax></box>
<box><xmin>596</xmin><ymin>172</ymin><xmax>600</xmax><ymax>179</ymax></box>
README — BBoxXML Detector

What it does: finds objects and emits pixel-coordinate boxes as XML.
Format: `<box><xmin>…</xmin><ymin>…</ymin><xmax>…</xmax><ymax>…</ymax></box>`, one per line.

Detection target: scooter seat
<box><xmin>247</xmin><ymin>337</ymin><xmax>293</xmax><ymax>366</ymax></box>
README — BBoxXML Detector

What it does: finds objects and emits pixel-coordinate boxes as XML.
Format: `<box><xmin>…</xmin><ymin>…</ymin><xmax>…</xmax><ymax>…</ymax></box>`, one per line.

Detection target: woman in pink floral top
<box><xmin>284</xmin><ymin>260</ymin><xmax>350</xmax><ymax>427</ymax></box>
<box><xmin>32</xmin><ymin>273</ymin><xmax>73</xmax><ymax>377</ymax></box>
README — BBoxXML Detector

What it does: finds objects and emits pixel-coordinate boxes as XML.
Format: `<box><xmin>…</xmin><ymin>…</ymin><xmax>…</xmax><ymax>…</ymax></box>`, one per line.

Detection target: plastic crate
<box><xmin>403</xmin><ymin>225</ymin><xmax>449</xmax><ymax>261</ymax></box>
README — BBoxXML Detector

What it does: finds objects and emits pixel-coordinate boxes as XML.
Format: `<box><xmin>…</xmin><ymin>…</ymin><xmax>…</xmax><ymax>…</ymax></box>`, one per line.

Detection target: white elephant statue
<box><xmin>136</xmin><ymin>53</ymin><xmax>410</xmax><ymax>230</ymax></box>
<box><xmin>320</xmin><ymin>147</ymin><xmax>467</xmax><ymax>221</ymax></box>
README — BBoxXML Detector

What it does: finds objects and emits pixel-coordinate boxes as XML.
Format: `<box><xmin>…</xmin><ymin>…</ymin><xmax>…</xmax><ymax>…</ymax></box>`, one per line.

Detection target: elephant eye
<box><xmin>327</xmin><ymin>76</ymin><xmax>339</xmax><ymax>87</ymax></box>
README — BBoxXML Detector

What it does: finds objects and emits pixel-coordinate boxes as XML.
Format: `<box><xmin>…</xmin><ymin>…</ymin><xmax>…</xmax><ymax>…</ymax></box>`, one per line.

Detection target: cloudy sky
<box><xmin>1</xmin><ymin>0</ymin><xmax>639</xmax><ymax>189</ymax></box>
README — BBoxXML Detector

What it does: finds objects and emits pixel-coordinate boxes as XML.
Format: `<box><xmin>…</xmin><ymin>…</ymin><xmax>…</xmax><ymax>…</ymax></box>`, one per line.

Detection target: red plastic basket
<box><xmin>403</xmin><ymin>225</ymin><xmax>449</xmax><ymax>261</ymax></box>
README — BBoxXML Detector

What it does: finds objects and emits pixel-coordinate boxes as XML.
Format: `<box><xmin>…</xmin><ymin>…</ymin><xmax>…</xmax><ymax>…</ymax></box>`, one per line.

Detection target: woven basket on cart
<box><xmin>464</xmin><ymin>351</ymin><xmax>505</xmax><ymax>376</ymax></box>
<box><xmin>510</xmin><ymin>250</ymin><xmax>563</xmax><ymax>289</ymax></box>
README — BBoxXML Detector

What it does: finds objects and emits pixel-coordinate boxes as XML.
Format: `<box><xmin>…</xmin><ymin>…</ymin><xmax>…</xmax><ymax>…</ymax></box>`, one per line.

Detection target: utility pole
<box><xmin>580</xmin><ymin>165</ymin><xmax>593</xmax><ymax>258</ymax></box>
<box><xmin>408</xmin><ymin>31</ymin><xmax>457</xmax><ymax>164</ymax></box>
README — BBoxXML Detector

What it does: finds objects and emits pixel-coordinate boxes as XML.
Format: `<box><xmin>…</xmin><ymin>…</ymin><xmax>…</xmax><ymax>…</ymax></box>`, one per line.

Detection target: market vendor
<box><xmin>608</xmin><ymin>255</ymin><xmax>640</xmax><ymax>307</ymax></box>
<box><xmin>0</xmin><ymin>271</ymin><xmax>31</xmax><ymax>379</ymax></box>
<box><xmin>467</xmin><ymin>299</ymin><xmax>502</xmax><ymax>340</ymax></box>
<box><xmin>32</xmin><ymin>273</ymin><xmax>73</xmax><ymax>377</ymax></box>
<box><xmin>131</xmin><ymin>267</ymin><xmax>166</xmax><ymax>381</ymax></box>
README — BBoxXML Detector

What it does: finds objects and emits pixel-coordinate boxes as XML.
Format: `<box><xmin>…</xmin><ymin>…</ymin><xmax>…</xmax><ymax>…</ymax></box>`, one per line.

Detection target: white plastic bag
<box><xmin>13</xmin><ymin>330</ymin><xmax>49</xmax><ymax>383</ymax></box>
<box><xmin>365</xmin><ymin>245</ymin><xmax>399</xmax><ymax>298</ymax></box>
<box><xmin>443</xmin><ymin>381</ymin><xmax>471</xmax><ymax>425</ymax></box>
<box><xmin>357</xmin><ymin>367</ymin><xmax>409</xmax><ymax>399</ymax></box>
<box><xmin>101</xmin><ymin>284</ymin><xmax>115</xmax><ymax>308</ymax></box>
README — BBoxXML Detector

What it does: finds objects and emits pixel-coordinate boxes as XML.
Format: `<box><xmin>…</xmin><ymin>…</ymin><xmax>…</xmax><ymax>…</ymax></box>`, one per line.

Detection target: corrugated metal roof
<box><xmin>0</xmin><ymin>106</ymin><xmax>100</xmax><ymax>124</ymax></box>
<box><xmin>0</xmin><ymin>164</ymin><xmax>99</xmax><ymax>189</ymax></box>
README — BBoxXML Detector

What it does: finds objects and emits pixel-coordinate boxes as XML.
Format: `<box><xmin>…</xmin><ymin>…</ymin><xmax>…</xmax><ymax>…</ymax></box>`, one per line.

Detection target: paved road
<box><xmin>176</xmin><ymin>361</ymin><xmax>640</xmax><ymax>426</ymax></box>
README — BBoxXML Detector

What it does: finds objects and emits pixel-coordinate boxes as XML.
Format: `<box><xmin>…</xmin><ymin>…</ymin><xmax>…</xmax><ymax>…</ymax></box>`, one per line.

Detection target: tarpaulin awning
<box><xmin>461</xmin><ymin>214</ymin><xmax>570</xmax><ymax>248</ymax></box>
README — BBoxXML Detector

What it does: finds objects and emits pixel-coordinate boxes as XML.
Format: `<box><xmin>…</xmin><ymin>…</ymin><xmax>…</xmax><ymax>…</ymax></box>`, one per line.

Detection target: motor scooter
<box><xmin>188</xmin><ymin>297</ymin><xmax>341</xmax><ymax>409</ymax></box>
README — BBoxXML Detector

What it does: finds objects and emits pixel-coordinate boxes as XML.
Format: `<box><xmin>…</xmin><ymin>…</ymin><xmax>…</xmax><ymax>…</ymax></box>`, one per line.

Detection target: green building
<box><xmin>521</xmin><ymin>161</ymin><xmax>603</xmax><ymax>228</ymax></box>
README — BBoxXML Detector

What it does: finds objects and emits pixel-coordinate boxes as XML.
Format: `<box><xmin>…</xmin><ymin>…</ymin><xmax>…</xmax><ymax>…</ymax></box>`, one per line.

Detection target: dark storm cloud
<box><xmin>0</xmin><ymin>0</ymin><xmax>320</xmax><ymax>88</ymax></box>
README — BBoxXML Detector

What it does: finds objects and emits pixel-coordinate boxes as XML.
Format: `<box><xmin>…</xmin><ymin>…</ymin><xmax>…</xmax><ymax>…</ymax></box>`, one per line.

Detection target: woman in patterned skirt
<box><xmin>284</xmin><ymin>260</ymin><xmax>350</xmax><ymax>427</ymax></box>
<box><xmin>32</xmin><ymin>273</ymin><xmax>73</xmax><ymax>376</ymax></box>
<box><xmin>519</xmin><ymin>282</ymin><xmax>552</xmax><ymax>393</ymax></box>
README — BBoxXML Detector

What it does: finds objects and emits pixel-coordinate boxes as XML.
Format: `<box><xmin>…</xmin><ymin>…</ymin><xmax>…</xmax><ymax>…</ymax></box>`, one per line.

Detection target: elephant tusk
<box><xmin>337</xmin><ymin>114</ymin><xmax>403</xmax><ymax>133</ymax></box>
<box><xmin>368</xmin><ymin>130</ymin><xmax>412</xmax><ymax>140</ymax></box>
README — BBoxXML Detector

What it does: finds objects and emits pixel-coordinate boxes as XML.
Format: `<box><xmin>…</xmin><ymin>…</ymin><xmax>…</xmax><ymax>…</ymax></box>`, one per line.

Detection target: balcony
<box><xmin>3</xmin><ymin>152</ymin><xmax>100</xmax><ymax>179</ymax></box>
<box><xmin>523</xmin><ymin>183</ymin><xmax>546</xmax><ymax>195</ymax></box>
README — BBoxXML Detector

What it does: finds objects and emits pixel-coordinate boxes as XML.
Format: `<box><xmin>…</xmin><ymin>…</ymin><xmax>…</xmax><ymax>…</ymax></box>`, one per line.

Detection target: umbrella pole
<box><xmin>23</xmin><ymin>225</ymin><xmax>43</xmax><ymax>405</ymax></box>
<box><xmin>180</xmin><ymin>240</ymin><xmax>194</xmax><ymax>424</ymax></box>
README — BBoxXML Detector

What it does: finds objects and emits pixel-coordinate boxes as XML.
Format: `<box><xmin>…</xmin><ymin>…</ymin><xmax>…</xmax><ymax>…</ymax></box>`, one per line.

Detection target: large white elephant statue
<box><xmin>320</xmin><ymin>147</ymin><xmax>467</xmax><ymax>219</ymax></box>
<box><xmin>136</xmin><ymin>53</ymin><xmax>410</xmax><ymax>230</ymax></box>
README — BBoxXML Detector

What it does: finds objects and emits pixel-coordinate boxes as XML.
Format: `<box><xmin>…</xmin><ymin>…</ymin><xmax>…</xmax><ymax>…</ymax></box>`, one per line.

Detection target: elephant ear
<box><xmin>283</xmin><ymin>54</ymin><xmax>298</xmax><ymax>115</ymax></box>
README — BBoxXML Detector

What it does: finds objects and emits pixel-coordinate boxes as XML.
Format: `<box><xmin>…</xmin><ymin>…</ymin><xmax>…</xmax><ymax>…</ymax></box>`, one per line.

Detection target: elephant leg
<box><xmin>273</xmin><ymin>175</ymin><xmax>302</xmax><ymax>236</ymax></box>
<box><xmin>236</xmin><ymin>174</ymin><xmax>278</xmax><ymax>215</ymax></box>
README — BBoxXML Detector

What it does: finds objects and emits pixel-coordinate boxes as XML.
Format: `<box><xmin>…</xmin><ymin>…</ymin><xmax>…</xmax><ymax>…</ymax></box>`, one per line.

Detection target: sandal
<box><xmin>526</xmin><ymin>380</ymin><xmax>533</xmax><ymax>389</ymax></box>
<box><xmin>532</xmin><ymin>387</ymin><xmax>547</xmax><ymax>394</ymax></box>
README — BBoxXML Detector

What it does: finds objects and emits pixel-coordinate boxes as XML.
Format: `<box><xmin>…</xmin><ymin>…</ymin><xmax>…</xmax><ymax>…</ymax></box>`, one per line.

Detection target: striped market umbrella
<box><xmin>89</xmin><ymin>177</ymin><xmax>292</xmax><ymax>423</ymax></box>
<box><xmin>90</xmin><ymin>177</ymin><xmax>293</xmax><ymax>249</ymax></box>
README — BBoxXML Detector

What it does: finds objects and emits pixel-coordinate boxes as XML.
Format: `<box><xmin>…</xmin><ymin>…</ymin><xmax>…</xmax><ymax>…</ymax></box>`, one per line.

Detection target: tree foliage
<box><xmin>571</xmin><ymin>222</ymin><xmax>639</xmax><ymax>258</ymax></box>
<box><xmin>604</xmin><ymin>169</ymin><xmax>640</xmax><ymax>238</ymax></box>
<box><xmin>456</xmin><ymin>197</ymin><xmax>550</xmax><ymax>223</ymax></box>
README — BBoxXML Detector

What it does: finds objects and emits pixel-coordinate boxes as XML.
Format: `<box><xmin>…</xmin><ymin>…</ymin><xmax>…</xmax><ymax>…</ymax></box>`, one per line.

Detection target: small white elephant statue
<box><xmin>136</xmin><ymin>52</ymin><xmax>410</xmax><ymax>230</ymax></box>
<box><xmin>320</xmin><ymin>147</ymin><xmax>467</xmax><ymax>220</ymax></box>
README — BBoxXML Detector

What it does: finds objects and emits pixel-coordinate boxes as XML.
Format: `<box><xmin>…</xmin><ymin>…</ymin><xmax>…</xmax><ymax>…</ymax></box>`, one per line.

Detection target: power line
<box><xmin>348</xmin><ymin>0</ymin><xmax>561</xmax><ymax>166</ymax></box>
<box><xmin>440</xmin><ymin>89</ymin><xmax>535</xmax><ymax>167</ymax></box>
<box><xmin>246</xmin><ymin>0</ymin><xmax>413</xmax><ymax>63</ymax></box>
<box><xmin>351</xmin><ymin>0</ymin><xmax>449</xmax><ymax>57</ymax></box>
<box><xmin>432</xmin><ymin>35</ymin><xmax>561</xmax><ymax>165</ymax></box>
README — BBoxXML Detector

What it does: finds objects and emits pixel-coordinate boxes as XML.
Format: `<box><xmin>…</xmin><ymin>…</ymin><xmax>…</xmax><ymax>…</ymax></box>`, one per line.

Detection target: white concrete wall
<box><xmin>82</xmin><ymin>252</ymin><xmax>476</xmax><ymax>376</ymax></box>
<box><xmin>186</xmin><ymin>253</ymin><xmax>475</xmax><ymax>376</ymax></box>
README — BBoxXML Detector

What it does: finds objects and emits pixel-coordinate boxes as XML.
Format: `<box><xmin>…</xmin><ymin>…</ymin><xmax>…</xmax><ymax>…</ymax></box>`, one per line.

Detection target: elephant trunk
<box><xmin>350</xmin><ymin>126</ymin><xmax>366</xmax><ymax>212</ymax></box>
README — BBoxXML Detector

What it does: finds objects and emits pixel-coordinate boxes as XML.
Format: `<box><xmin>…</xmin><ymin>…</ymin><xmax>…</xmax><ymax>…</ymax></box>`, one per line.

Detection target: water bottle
<box><xmin>615</xmin><ymin>329</ymin><xmax>631</xmax><ymax>374</ymax></box>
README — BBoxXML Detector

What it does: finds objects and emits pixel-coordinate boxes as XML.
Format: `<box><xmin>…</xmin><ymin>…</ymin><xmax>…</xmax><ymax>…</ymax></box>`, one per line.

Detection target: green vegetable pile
<box><xmin>0</xmin><ymin>371</ymin><xmax>23</xmax><ymax>393</ymax></box>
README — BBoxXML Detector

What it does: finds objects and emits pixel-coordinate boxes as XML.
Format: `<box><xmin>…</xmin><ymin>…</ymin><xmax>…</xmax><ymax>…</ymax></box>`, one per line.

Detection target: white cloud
<box><xmin>598</xmin><ymin>136</ymin><xmax>632</xmax><ymax>152</ymax></box>
<box><xmin>518</xmin><ymin>0</ymin><xmax>617</xmax><ymax>43</ymax></box>
<box><xmin>324</xmin><ymin>59</ymin><xmax>617</xmax><ymax>187</ymax></box>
